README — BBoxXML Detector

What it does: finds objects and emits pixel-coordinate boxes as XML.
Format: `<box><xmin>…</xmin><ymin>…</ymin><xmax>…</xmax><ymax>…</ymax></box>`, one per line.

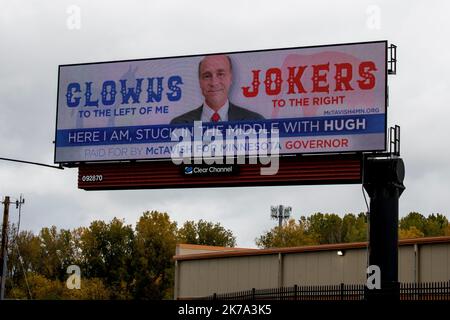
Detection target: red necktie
<box><xmin>211</xmin><ymin>112</ymin><xmax>221</xmax><ymax>122</ymax></box>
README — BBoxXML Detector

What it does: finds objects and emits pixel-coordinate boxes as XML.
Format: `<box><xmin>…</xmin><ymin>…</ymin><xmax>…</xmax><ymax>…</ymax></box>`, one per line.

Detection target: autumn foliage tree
<box><xmin>178</xmin><ymin>219</ymin><xmax>236</xmax><ymax>247</ymax></box>
<box><xmin>3</xmin><ymin>210</ymin><xmax>450</xmax><ymax>299</ymax></box>
<box><xmin>79</xmin><ymin>218</ymin><xmax>134</xmax><ymax>299</ymax></box>
<box><xmin>399</xmin><ymin>212</ymin><xmax>449</xmax><ymax>239</ymax></box>
<box><xmin>255</xmin><ymin>219</ymin><xmax>316</xmax><ymax>248</ymax></box>
<box><xmin>257</xmin><ymin>211</ymin><xmax>450</xmax><ymax>248</ymax></box>
<box><xmin>132</xmin><ymin>211</ymin><xmax>178</xmax><ymax>299</ymax></box>
<box><xmin>256</xmin><ymin>212</ymin><xmax>369</xmax><ymax>248</ymax></box>
<box><xmin>3</xmin><ymin>210</ymin><xmax>236</xmax><ymax>300</ymax></box>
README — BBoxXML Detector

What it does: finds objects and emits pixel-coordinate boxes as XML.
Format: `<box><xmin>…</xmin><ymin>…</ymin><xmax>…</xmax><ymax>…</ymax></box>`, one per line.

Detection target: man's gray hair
<box><xmin>198</xmin><ymin>55</ymin><xmax>233</xmax><ymax>77</ymax></box>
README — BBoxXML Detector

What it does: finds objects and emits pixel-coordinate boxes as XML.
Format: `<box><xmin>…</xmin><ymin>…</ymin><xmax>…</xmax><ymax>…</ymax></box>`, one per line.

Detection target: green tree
<box><xmin>256</xmin><ymin>212</ymin><xmax>369</xmax><ymax>248</ymax></box>
<box><xmin>303</xmin><ymin>213</ymin><xmax>343</xmax><ymax>244</ymax></box>
<box><xmin>36</xmin><ymin>226</ymin><xmax>81</xmax><ymax>282</ymax></box>
<box><xmin>6</xmin><ymin>227</ymin><xmax>40</xmax><ymax>299</ymax></box>
<box><xmin>178</xmin><ymin>219</ymin><xmax>236</xmax><ymax>247</ymax></box>
<box><xmin>341</xmin><ymin>213</ymin><xmax>368</xmax><ymax>243</ymax></box>
<box><xmin>399</xmin><ymin>212</ymin><xmax>427</xmax><ymax>233</ymax></box>
<box><xmin>256</xmin><ymin>219</ymin><xmax>316</xmax><ymax>248</ymax></box>
<box><xmin>424</xmin><ymin>213</ymin><xmax>448</xmax><ymax>236</ymax></box>
<box><xmin>79</xmin><ymin>218</ymin><xmax>134</xmax><ymax>299</ymax></box>
<box><xmin>132</xmin><ymin>211</ymin><xmax>178</xmax><ymax>300</ymax></box>
<box><xmin>400</xmin><ymin>212</ymin><xmax>449</xmax><ymax>237</ymax></box>
<box><xmin>7</xmin><ymin>229</ymin><xmax>41</xmax><ymax>277</ymax></box>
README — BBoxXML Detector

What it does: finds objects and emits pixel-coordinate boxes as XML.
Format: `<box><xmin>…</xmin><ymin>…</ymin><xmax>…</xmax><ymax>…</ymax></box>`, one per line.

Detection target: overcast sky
<box><xmin>1</xmin><ymin>0</ymin><xmax>449</xmax><ymax>248</ymax></box>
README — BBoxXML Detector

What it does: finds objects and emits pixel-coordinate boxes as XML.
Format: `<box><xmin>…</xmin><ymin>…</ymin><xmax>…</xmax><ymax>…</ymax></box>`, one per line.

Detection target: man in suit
<box><xmin>170</xmin><ymin>54</ymin><xmax>264</xmax><ymax>124</ymax></box>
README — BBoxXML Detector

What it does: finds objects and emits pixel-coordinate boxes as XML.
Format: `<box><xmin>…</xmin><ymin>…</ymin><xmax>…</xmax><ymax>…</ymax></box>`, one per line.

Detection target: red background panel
<box><xmin>78</xmin><ymin>154</ymin><xmax>362</xmax><ymax>190</ymax></box>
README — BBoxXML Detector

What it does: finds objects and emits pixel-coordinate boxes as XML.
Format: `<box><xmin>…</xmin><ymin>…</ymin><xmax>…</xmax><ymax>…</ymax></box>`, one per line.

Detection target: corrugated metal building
<box><xmin>173</xmin><ymin>236</ymin><xmax>450</xmax><ymax>299</ymax></box>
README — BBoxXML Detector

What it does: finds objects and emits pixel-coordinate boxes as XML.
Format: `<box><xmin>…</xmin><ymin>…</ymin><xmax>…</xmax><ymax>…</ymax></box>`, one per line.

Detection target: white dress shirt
<box><xmin>201</xmin><ymin>100</ymin><xmax>229</xmax><ymax>122</ymax></box>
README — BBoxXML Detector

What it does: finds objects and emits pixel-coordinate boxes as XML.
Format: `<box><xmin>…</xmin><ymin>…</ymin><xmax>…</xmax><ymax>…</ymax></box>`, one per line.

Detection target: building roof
<box><xmin>173</xmin><ymin>236</ymin><xmax>450</xmax><ymax>261</ymax></box>
<box><xmin>175</xmin><ymin>243</ymin><xmax>257</xmax><ymax>256</ymax></box>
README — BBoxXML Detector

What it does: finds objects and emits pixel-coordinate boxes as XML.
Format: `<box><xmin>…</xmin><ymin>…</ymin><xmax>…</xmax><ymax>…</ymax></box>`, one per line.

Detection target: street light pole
<box><xmin>271</xmin><ymin>205</ymin><xmax>292</xmax><ymax>229</ymax></box>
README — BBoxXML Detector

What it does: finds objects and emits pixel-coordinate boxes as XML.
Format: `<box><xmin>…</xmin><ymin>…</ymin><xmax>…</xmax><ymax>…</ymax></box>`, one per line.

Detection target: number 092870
<box><xmin>81</xmin><ymin>175</ymin><xmax>103</xmax><ymax>182</ymax></box>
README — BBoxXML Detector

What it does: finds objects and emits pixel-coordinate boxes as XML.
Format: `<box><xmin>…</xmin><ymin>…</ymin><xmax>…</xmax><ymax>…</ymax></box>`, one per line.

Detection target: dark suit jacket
<box><xmin>170</xmin><ymin>103</ymin><xmax>265</xmax><ymax>124</ymax></box>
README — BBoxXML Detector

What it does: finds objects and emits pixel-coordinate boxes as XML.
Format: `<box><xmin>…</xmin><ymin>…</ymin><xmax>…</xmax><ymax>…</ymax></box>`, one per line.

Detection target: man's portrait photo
<box><xmin>170</xmin><ymin>54</ymin><xmax>265</xmax><ymax>124</ymax></box>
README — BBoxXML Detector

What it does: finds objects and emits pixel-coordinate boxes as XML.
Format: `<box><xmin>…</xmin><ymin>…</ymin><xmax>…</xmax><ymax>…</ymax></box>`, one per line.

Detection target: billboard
<box><xmin>55</xmin><ymin>41</ymin><xmax>387</xmax><ymax>163</ymax></box>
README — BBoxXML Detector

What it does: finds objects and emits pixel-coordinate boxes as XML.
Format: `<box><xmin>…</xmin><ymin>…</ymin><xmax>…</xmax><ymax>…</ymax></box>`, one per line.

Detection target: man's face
<box><xmin>198</xmin><ymin>55</ymin><xmax>232</xmax><ymax>110</ymax></box>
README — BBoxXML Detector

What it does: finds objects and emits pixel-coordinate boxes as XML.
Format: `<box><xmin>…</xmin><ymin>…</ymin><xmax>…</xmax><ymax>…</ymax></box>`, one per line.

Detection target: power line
<box><xmin>0</xmin><ymin>157</ymin><xmax>63</xmax><ymax>170</ymax></box>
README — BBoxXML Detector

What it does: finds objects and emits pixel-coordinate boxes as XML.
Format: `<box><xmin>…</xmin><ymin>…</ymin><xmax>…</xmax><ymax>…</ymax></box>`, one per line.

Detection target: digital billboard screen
<box><xmin>55</xmin><ymin>41</ymin><xmax>387</xmax><ymax>163</ymax></box>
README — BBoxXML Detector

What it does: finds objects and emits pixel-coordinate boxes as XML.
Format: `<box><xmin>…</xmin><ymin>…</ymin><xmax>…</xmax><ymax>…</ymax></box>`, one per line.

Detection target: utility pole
<box><xmin>0</xmin><ymin>196</ymin><xmax>10</xmax><ymax>300</ymax></box>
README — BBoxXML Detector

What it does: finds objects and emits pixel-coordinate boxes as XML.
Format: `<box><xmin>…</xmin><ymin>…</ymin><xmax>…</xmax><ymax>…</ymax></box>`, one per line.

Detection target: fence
<box><xmin>401</xmin><ymin>282</ymin><xmax>450</xmax><ymax>301</ymax></box>
<box><xmin>193</xmin><ymin>281</ymin><xmax>450</xmax><ymax>301</ymax></box>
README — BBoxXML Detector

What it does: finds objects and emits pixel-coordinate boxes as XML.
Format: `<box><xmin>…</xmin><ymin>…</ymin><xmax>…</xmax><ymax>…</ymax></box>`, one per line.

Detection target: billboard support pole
<box><xmin>363</xmin><ymin>157</ymin><xmax>405</xmax><ymax>301</ymax></box>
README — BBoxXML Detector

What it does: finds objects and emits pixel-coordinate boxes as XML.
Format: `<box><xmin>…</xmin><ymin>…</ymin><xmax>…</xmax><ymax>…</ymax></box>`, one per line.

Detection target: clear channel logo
<box><xmin>184</xmin><ymin>166</ymin><xmax>193</xmax><ymax>175</ymax></box>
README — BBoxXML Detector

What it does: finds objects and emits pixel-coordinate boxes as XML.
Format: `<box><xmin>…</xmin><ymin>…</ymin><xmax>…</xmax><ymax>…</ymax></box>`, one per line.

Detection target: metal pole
<box><xmin>0</xmin><ymin>196</ymin><xmax>11</xmax><ymax>300</ymax></box>
<box><xmin>363</xmin><ymin>158</ymin><xmax>405</xmax><ymax>301</ymax></box>
<box><xmin>279</xmin><ymin>212</ymin><xmax>282</xmax><ymax>229</ymax></box>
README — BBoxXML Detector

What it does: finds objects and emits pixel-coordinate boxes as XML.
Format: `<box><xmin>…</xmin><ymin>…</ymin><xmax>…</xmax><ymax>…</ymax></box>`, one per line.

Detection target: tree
<box><xmin>256</xmin><ymin>212</ymin><xmax>369</xmax><ymax>248</ymax></box>
<box><xmin>132</xmin><ymin>211</ymin><xmax>178</xmax><ymax>299</ymax></box>
<box><xmin>445</xmin><ymin>224</ymin><xmax>450</xmax><ymax>236</ymax></box>
<box><xmin>7</xmin><ymin>229</ymin><xmax>41</xmax><ymax>279</ymax></box>
<box><xmin>12</xmin><ymin>273</ymin><xmax>64</xmax><ymax>300</ymax></box>
<box><xmin>341</xmin><ymin>213</ymin><xmax>368</xmax><ymax>243</ymax></box>
<box><xmin>400</xmin><ymin>212</ymin><xmax>449</xmax><ymax>237</ymax></box>
<box><xmin>178</xmin><ymin>219</ymin><xmax>236</xmax><ymax>247</ymax></box>
<box><xmin>424</xmin><ymin>213</ymin><xmax>448</xmax><ymax>236</ymax></box>
<box><xmin>256</xmin><ymin>219</ymin><xmax>316</xmax><ymax>248</ymax></box>
<box><xmin>37</xmin><ymin>226</ymin><xmax>80</xmax><ymax>282</ymax></box>
<box><xmin>302</xmin><ymin>213</ymin><xmax>343</xmax><ymax>244</ymax></box>
<box><xmin>399</xmin><ymin>212</ymin><xmax>427</xmax><ymax>233</ymax></box>
<box><xmin>79</xmin><ymin>218</ymin><xmax>134</xmax><ymax>299</ymax></box>
<box><xmin>62</xmin><ymin>278</ymin><xmax>111</xmax><ymax>300</ymax></box>
<box><xmin>399</xmin><ymin>226</ymin><xmax>424</xmax><ymax>239</ymax></box>
<box><xmin>6</xmin><ymin>227</ymin><xmax>41</xmax><ymax>299</ymax></box>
